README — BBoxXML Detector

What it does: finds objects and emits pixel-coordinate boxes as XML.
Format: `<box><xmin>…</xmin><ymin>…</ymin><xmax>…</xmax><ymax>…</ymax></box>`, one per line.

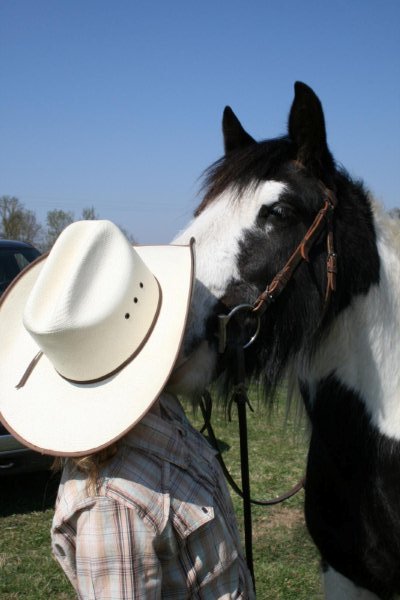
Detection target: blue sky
<box><xmin>1</xmin><ymin>1</ymin><xmax>399</xmax><ymax>243</ymax></box>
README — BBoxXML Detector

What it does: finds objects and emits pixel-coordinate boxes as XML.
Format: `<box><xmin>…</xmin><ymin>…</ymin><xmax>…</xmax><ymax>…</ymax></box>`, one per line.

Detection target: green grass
<box><xmin>0</xmin><ymin>393</ymin><xmax>323</xmax><ymax>599</ymax></box>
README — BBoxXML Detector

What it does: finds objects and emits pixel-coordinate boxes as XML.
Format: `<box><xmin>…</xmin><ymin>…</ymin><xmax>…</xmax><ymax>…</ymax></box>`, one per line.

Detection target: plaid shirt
<box><xmin>52</xmin><ymin>394</ymin><xmax>255</xmax><ymax>599</ymax></box>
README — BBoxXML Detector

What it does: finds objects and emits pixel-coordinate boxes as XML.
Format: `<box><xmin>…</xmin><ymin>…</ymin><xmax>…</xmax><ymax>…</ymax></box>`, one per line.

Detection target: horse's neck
<box><xmin>300</xmin><ymin>208</ymin><xmax>400</xmax><ymax>439</ymax></box>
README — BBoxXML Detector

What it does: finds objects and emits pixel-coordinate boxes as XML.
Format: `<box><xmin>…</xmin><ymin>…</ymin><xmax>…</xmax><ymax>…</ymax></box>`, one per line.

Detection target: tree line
<box><xmin>0</xmin><ymin>195</ymin><xmax>135</xmax><ymax>251</ymax></box>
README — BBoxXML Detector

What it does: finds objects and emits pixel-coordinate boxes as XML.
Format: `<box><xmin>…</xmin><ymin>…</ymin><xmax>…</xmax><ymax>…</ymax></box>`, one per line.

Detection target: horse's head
<box><xmin>169</xmin><ymin>82</ymin><xmax>379</xmax><ymax>397</ymax></box>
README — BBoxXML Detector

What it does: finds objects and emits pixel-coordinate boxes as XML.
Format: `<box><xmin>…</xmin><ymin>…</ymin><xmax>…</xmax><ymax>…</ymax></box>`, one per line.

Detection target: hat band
<box><xmin>16</xmin><ymin>285</ymin><xmax>162</xmax><ymax>389</ymax></box>
<box><xmin>15</xmin><ymin>351</ymin><xmax>44</xmax><ymax>389</ymax></box>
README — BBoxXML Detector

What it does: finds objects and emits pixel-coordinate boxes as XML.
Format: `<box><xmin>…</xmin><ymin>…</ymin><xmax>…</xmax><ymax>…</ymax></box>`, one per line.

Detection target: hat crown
<box><xmin>23</xmin><ymin>221</ymin><xmax>160</xmax><ymax>381</ymax></box>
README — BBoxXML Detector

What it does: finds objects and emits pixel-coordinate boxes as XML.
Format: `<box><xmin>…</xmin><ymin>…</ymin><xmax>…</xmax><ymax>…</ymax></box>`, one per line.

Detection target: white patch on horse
<box><xmin>324</xmin><ymin>566</ymin><xmax>381</xmax><ymax>599</ymax></box>
<box><xmin>173</xmin><ymin>180</ymin><xmax>286</xmax><ymax>337</ymax></box>
<box><xmin>170</xmin><ymin>180</ymin><xmax>286</xmax><ymax>393</ymax></box>
<box><xmin>302</xmin><ymin>201</ymin><xmax>400</xmax><ymax>440</ymax></box>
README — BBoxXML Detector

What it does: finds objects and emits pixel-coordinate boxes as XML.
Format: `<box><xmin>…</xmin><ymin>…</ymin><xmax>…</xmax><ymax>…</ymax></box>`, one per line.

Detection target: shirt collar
<box><xmin>122</xmin><ymin>394</ymin><xmax>191</xmax><ymax>469</ymax></box>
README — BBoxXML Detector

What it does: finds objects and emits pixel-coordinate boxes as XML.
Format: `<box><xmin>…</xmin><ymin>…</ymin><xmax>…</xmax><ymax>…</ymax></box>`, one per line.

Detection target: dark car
<box><xmin>0</xmin><ymin>239</ymin><xmax>41</xmax><ymax>296</ymax></box>
<box><xmin>0</xmin><ymin>239</ymin><xmax>52</xmax><ymax>474</ymax></box>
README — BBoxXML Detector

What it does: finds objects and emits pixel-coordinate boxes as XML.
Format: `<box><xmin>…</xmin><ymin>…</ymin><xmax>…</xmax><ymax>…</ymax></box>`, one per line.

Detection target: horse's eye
<box><xmin>269</xmin><ymin>203</ymin><xmax>291</xmax><ymax>219</ymax></box>
<box><xmin>257</xmin><ymin>203</ymin><xmax>295</xmax><ymax>226</ymax></box>
<box><xmin>258</xmin><ymin>205</ymin><xmax>270</xmax><ymax>220</ymax></box>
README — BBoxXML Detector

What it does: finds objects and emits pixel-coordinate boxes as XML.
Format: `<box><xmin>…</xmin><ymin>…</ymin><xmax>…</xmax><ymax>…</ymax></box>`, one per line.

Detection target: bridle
<box><xmin>202</xmin><ymin>180</ymin><xmax>338</xmax><ymax>589</ymax></box>
<box><xmin>253</xmin><ymin>184</ymin><xmax>337</xmax><ymax>313</ymax></box>
<box><xmin>218</xmin><ymin>181</ymin><xmax>338</xmax><ymax>354</ymax></box>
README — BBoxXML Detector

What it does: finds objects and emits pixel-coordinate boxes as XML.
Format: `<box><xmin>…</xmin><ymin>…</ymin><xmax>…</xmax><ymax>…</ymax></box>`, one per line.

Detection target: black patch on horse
<box><xmin>302</xmin><ymin>376</ymin><xmax>400</xmax><ymax>599</ymax></box>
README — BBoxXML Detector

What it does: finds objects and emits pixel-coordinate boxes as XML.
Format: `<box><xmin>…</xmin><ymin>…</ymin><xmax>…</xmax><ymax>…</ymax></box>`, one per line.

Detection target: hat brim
<box><xmin>0</xmin><ymin>243</ymin><xmax>194</xmax><ymax>456</ymax></box>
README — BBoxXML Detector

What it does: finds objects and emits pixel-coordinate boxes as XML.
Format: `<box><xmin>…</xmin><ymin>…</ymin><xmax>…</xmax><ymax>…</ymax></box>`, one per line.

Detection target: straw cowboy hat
<box><xmin>0</xmin><ymin>220</ymin><xmax>194</xmax><ymax>456</ymax></box>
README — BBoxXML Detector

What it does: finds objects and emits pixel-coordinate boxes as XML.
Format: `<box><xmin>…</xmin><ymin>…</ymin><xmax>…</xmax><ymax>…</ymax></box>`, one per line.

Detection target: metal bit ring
<box><xmin>218</xmin><ymin>304</ymin><xmax>261</xmax><ymax>354</ymax></box>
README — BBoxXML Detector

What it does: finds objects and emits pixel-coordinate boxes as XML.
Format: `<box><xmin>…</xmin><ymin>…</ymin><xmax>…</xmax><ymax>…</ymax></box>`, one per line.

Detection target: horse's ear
<box><xmin>222</xmin><ymin>106</ymin><xmax>256</xmax><ymax>154</ymax></box>
<box><xmin>288</xmin><ymin>82</ymin><xmax>333</xmax><ymax>175</ymax></box>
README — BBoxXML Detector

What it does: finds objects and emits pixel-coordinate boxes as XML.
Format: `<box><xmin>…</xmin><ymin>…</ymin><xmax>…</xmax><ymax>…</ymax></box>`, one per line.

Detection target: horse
<box><xmin>170</xmin><ymin>82</ymin><xmax>400</xmax><ymax>599</ymax></box>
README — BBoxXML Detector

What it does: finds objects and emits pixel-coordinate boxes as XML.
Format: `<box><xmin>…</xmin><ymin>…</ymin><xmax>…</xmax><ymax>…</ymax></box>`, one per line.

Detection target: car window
<box><xmin>0</xmin><ymin>246</ymin><xmax>40</xmax><ymax>295</ymax></box>
<box><xmin>15</xmin><ymin>252</ymin><xmax>34</xmax><ymax>270</ymax></box>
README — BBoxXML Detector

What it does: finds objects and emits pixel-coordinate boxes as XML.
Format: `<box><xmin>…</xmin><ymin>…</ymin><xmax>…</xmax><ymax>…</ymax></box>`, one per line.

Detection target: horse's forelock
<box><xmin>195</xmin><ymin>137</ymin><xmax>296</xmax><ymax>216</ymax></box>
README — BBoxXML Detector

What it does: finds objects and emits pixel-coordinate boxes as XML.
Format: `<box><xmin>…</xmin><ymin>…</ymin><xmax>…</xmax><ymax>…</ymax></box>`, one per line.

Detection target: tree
<box><xmin>44</xmin><ymin>209</ymin><xmax>74</xmax><ymax>250</ymax></box>
<box><xmin>0</xmin><ymin>195</ymin><xmax>42</xmax><ymax>245</ymax></box>
<box><xmin>0</xmin><ymin>195</ymin><xmax>137</xmax><ymax>250</ymax></box>
<box><xmin>81</xmin><ymin>206</ymin><xmax>99</xmax><ymax>220</ymax></box>
<box><xmin>20</xmin><ymin>209</ymin><xmax>43</xmax><ymax>245</ymax></box>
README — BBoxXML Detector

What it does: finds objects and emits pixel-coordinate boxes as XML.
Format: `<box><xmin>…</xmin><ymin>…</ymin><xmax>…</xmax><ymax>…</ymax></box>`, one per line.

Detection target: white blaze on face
<box><xmin>169</xmin><ymin>180</ymin><xmax>286</xmax><ymax>394</ymax></box>
<box><xmin>173</xmin><ymin>180</ymin><xmax>286</xmax><ymax>342</ymax></box>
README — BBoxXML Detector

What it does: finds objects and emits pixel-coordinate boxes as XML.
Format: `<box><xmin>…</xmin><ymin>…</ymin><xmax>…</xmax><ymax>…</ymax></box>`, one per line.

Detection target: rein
<box><xmin>206</xmin><ymin>184</ymin><xmax>338</xmax><ymax>589</ymax></box>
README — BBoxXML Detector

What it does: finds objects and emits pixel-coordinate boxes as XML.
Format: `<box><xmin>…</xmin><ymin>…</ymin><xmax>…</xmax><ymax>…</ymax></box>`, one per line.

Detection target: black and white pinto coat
<box><xmin>169</xmin><ymin>83</ymin><xmax>400</xmax><ymax>599</ymax></box>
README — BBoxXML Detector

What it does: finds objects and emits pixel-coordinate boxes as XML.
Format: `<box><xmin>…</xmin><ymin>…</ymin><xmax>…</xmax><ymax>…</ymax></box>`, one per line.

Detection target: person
<box><xmin>0</xmin><ymin>220</ymin><xmax>255</xmax><ymax>599</ymax></box>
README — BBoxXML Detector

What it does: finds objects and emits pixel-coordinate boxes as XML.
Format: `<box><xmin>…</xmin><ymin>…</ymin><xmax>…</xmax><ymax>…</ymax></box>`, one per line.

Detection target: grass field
<box><xmin>0</xmin><ymin>394</ymin><xmax>323</xmax><ymax>599</ymax></box>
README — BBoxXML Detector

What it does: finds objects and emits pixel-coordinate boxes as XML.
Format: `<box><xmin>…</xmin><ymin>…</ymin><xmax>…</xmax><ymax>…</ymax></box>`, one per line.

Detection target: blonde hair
<box><xmin>52</xmin><ymin>442</ymin><xmax>120</xmax><ymax>494</ymax></box>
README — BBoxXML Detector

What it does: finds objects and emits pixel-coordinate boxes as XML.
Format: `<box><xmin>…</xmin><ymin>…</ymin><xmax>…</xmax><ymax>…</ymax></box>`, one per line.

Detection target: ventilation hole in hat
<box><xmin>140</xmin><ymin>282</ymin><xmax>144</xmax><ymax>288</ymax></box>
<box><xmin>133</xmin><ymin>297</ymin><xmax>138</xmax><ymax>303</ymax></box>
<box><xmin>125</xmin><ymin>313</ymin><xmax>130</xmax><ymax>319</ymax></box>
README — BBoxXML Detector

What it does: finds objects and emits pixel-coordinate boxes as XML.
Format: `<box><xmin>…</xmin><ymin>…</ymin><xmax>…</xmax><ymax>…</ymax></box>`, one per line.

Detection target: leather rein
<box><xmin>201</xmin><ymin>182</ymin><xmax>338</xmax><ymax>588</ymax></box>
